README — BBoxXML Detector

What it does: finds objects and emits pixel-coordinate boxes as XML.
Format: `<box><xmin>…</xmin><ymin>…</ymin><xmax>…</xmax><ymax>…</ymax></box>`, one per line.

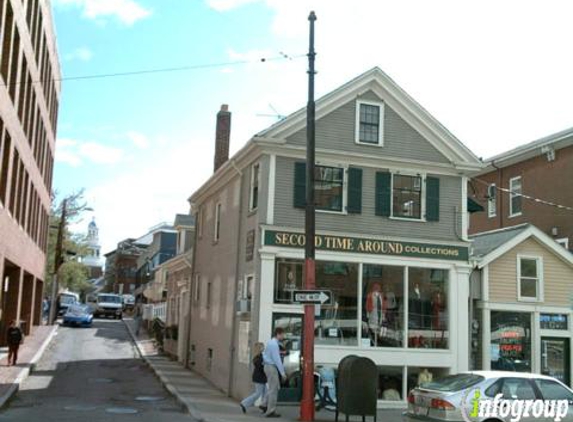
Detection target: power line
<box><xmin>471</xmin><ymin>177</ymin><xmax>573</xmax><ymax>213</ymax></box>
<box><xmin>0</xmin><ymin>53</ymin><xmax>306</xmax><ymax>89</ymax></box>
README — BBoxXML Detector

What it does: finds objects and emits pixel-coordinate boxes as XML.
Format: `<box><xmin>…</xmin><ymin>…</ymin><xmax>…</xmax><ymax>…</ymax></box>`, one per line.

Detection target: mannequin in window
<box><xmin>431</xmin><ymin>287</ymin><xmax>445</xmax><ymax>329</ymax></box>
<box><xmin>383</xmin><ymin>283</ymin><xmax>398</xmax><ymax>329</ymax></box>
<box><xmin>410</xmin><ymin>282</ymin><xmax>423</xmax><ymax>328</ymax></box>
<box><xmin>417</xmin><ymin>368</ymin><xmax>433</xmax><ymax>386</ymax></box>
<box><xmin>366</xmin><ymin>282</ymin><xmax>386</xmax><ymax>343</ymax></box>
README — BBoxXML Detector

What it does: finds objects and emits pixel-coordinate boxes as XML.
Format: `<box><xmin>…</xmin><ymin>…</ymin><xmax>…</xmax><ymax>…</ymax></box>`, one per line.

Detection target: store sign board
<box><xmin>264</xmin><ymin>230</ymin><xmax>469</xmax><ymax>261</ymax></box>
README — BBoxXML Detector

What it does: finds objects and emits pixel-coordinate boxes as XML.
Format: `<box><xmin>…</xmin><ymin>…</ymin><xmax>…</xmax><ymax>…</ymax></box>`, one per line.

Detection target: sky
<box><xmin>51</xmin><ymin>0</ymin><xmax>573</xmax><ymax>255</ymax></box>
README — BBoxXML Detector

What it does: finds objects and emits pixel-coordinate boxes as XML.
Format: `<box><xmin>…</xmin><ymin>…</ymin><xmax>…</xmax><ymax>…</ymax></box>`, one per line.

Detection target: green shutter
<box><xmin>347</xmin><ymin>167</ymin><xmax>362</xmax><ymax>214</ymax></box>
<box><xmin>375</xmin><ymin>172</ymin><xmax>391</xmax><ymax>217</ymax></box>
<box><xmin>293</xmin><ymin>162</ymin><xmax>306</xmax><ymax>208</ymax></box>
<box><xmin>426</xmin><ymin>176</ymin><xmax>440</xmax><ymax>222</ymax></box>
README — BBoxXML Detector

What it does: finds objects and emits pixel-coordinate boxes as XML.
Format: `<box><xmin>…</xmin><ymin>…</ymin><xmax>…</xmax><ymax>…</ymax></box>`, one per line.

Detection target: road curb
<box><xmin>123</xmin><ymin>319</ymin><xmax>205</xmax><ymax>422</ymax></box>
<box><xmin>0</xmin><ymin>325</ymin><xmax>58</xmax><ymax>409</ymax></box>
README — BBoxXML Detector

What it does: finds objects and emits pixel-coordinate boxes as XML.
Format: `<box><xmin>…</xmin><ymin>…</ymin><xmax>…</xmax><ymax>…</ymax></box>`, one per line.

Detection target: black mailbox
<box><xmin>336</xmin><ymin>355</ymin><xmax>377</xmax><ymax>422</ymax></box>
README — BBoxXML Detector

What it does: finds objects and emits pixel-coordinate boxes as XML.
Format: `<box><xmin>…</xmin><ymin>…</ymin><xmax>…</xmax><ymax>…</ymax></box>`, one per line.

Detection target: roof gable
<box><xmin>471</xmin><ymin>224</ymin><xmax>573</xmax><ymax>268</ymax></box>
<box><xmin>256</xmin><ymin>67</ymin><xmax>482</xmax><ymax>169</ymax></box>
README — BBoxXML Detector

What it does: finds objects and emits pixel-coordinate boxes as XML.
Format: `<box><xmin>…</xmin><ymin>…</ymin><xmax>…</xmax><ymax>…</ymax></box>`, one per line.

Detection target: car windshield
<box><xmin>98</xmin><ymin>295</ymin><xmax>121</xmax><ymax>304</ymax></box>
<box><xmin>60</xmin><ymin>295</ymin><xmax>76</xmax><ymax>304</ymax></box>
<box><xmin>66</xmin><ymin>304</ymin><xmax>88</xmax><ymax>315</ymax></box>
<box><xmin>421</xmin><ymin>374</ymin><xmax>485</xmax><ymax>392</ymax></box>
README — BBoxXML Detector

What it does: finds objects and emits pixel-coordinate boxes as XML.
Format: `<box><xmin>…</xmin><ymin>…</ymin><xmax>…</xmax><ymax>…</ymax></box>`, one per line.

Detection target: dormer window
<box><xmin>355</xmin><ymin>100</ymin><xmax>384</xmax><ymax>146</ymax></box>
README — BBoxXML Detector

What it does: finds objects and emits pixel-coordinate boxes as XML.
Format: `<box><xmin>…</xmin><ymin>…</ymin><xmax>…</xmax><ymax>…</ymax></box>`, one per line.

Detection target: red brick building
<box><xmin>469</xmin><ymin>128</ymin><xmax>573</xmax><ymax>251</ymax></box>
<box><xmin>0</xmin><ymin>0</ymin><xmax>61</xmax><ymax>343</ymax></box>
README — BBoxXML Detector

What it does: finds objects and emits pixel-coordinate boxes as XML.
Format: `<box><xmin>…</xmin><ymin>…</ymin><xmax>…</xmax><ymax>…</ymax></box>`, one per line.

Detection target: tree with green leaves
<box><xmin>46</xmin><ymin>190</ymin><xmax>94</xmax><ymax>301</ymax></box>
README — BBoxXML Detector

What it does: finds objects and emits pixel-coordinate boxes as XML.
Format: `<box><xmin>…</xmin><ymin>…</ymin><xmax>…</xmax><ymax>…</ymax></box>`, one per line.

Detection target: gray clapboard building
<box><xmin>186</xmin><ymin>68</ymin><xmax>483</xmax><ymax>405</ymax></box>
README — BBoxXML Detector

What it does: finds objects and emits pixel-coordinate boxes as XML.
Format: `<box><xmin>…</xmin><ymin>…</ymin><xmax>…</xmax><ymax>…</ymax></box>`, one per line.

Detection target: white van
<box><xmin>94</xmin><ymin>293</ymin><xmax>123</xmax><ymax>319</ymax></box>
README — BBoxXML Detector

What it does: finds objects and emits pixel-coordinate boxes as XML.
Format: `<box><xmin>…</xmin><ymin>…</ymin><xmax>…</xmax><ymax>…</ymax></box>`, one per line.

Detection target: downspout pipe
<box><xmin>228</xmin><ymin>159</ymin><xmax>243</xmax><ymax>397</ymax></box>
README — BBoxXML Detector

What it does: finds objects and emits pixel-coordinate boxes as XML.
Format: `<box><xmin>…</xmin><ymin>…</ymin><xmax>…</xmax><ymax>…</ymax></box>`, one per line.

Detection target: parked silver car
<box><xmin>403</xmin><ymin>371</ymin><xmax>573</xmax><ymax>422</ymax></box>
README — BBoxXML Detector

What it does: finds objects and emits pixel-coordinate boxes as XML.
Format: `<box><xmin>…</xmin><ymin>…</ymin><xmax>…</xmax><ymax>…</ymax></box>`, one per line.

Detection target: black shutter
<box><xmin>426</xmin><ymin>176</ymin><xmax>440</xmax><ymax>222</ymax></box>
<box><xmin>375</xmin><ymin>172</ymin><xmax>391</xmax><ymax>217</ymax></box>
<box><xmin>293</xmin><ymin>162</ymin><xmax>306</xmax><ymax>208</ymax></box>
<box><xmin>347</xmin><ymin>167</ymin><xmax>362</xmax><ymax>214</ymax></box>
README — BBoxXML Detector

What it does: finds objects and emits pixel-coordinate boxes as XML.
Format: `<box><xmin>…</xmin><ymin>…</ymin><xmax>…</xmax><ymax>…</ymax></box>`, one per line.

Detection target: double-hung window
<box><xmin>214</xmin><ymin>203</ymin><xmax>221</xmax><ymax>242</ymax></box>
<box><xmin>249</xmin><ymin>162</ymin><xmax>260</xmax><ymax>211</ymax></box>
<box><xmin>392</xmin><ymin>174</ymin><xmax>422</xmax><ymax>219</ymax></box>
<box><xmin>356</xmin><ymin>101</ymin><xmax>384</xmax><ymax>145</ymax></box>
<box><xmin>518</xmin><ymin>256</ymin><xmax>542</xmax><ymax>301</ymax></box>
<box><xmin>509</xmin><ymin>176</ymin><xmax>522</xmax><ymax>217</ymax></box>
<box><xmin>487</xmin><ymin>183</ymin><xmax>496</xmax><ymax>218</ymax></box>
<box><xmin>314</xmin><ymin>165</ymin><xmax>344</xmax><ymax>212</ymax></box>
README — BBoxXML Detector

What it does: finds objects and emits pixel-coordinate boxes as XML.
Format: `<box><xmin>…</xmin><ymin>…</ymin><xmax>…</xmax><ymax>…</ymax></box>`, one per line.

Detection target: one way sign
<box><xmin>292</xmin><ymin>290</ymin><xmax>333</xmax><ymax>305</ymax></box>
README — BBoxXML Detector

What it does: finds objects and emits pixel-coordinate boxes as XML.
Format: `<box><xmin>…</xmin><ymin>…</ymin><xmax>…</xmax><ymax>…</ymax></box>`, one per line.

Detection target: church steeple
<box><xmin>84</xmin><ymin>217</ymin><xmax>103</xmax><ymax>278</ymax></box>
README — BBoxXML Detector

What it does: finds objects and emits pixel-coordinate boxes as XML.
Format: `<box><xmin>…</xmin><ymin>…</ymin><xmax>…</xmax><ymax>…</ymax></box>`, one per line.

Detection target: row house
<box><xmin>469</xmin><ymin>127</ymin><xmax>573</xmax><ymax>251</ymax></box>
<box><xmin>186</xmin><ymin>68</ymin><xmax>483</xmax><ymax>405</ymax></box>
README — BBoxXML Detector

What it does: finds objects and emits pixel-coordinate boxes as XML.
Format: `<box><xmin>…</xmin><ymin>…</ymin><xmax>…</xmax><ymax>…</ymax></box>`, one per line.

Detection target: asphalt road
<box><xmin>0</xmin><ymin>319</ymin><xmax>194</xmax><ymax>422</ymax></box>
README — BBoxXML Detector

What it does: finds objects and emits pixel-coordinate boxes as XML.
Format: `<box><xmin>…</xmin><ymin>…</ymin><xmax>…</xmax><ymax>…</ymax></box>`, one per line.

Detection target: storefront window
<box><xmin>408</xmin><ymin>268</ymin><xmax>448</xmax><ymax>349</ymax></box>
<box><xmin>406</xmin><ymin>367</ymin><xmax>449</xmax><ymax>393</ymax></box>
<box><xmin>315</xmin><ymin>262</ymin><xmax>359</xmax><ymax>346</ymax></box>
<box><xmin>275</xmin><ymin>259</ymin><xmax>303</xmax><ymax>303</ymax></box>
<box><xmin>362</xmin><ymin>265</ymin><xmax>404</xmax><ymax>347</ymax></box>
<box><xmin>272</xmin><ymin>313</ymin><xmax>303</xmax><ymax>377</ymax></box>
<box><xmin>378</xmin><ymin>366</ymin><xmax>403</xmax><ymax>400</ymax></box>
<box><xmin>490</xmin><ymin>311</ymin><xmax>532</xmax><ymax>372</ymax></box>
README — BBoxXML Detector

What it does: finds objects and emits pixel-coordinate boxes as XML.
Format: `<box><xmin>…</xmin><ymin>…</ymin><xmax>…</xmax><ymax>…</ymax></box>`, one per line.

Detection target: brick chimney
<box><xmin>214</xmin><ymin>104</ymin><xmax>231</xmax><ymax>172</ymax></box>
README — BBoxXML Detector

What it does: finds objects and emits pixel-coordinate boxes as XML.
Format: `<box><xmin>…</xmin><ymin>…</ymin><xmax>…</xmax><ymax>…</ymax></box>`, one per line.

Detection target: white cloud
<box><xmin>65</xmin><ymin>47</ymin><xmax>93</xmax><ymax>62</ymax></box>
<box><xmin>206</xmin><ymin>0</ymin><xmax>260</xmax><ymax>12</ymax></box>
<box><xmin>54</xmin><ymin>0</ymin><xmax>151</xmax><ymax>26</ymax></box>
<box><xmin>127</xmin><ymin>131</ymin><xmax>149</xmax><ymax>149</ymax></box>
<box><xmin>56</xmin><ymin>138</ymin><xmax>123</xmax><ymax>166</ymax></box>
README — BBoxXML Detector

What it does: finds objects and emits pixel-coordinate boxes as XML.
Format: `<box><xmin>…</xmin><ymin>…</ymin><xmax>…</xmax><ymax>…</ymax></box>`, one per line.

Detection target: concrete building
<box><xmin>0</xmin><ymin>0</ymin><xmax>61</xmax><ymax>343</ymax></box>
<box><xmin>186</xmin><ymin>68</ymin><xmax>483</xmax><ymax>405</ymax></box>
<box><xmin>469</xmin><ymin>127</ymin><xmax>573</xmax><ymax>251</ymax></box>
<box><xmin>470</xmin><ymin>224</ymin><xmax>573</xmax><ymax>386</ymax></box>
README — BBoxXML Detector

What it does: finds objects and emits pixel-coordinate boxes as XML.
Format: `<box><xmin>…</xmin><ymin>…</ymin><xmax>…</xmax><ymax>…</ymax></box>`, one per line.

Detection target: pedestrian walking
<box><xmin>239</xmin><ymin>342</ymin><xmax>267</xmax><ymax>414</ymax></box>
<box><xmin>261</xmin><ymin>327</ymin><xmax>286</xmax><ymax>418</ymax></box>
<box><xmin>42</xmin><ymin>297</ymin><xmax>50</xmax><ymax>323</ymax></box>
<box><xmin>6</xmin><ymin>320</ymin><xmax>23</xmax><ymax>366</ymax></box>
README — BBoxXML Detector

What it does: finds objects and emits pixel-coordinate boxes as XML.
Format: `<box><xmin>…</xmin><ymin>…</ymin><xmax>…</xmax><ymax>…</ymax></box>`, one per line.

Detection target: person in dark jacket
<box><xmin>6</xmin><ymin>320</ymin><xmax>23</xmax><ymax>366</ymax></box>
<box><xmin>239</xmin><ymin>342</ymin><xmax>267</xmax><ymax>413</ymax></box>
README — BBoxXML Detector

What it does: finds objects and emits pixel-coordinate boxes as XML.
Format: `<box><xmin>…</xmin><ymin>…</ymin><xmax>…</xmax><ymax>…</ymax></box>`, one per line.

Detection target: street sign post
<box><xmin>293</xmin><ymin>290</ymin><xmax>332</xmax><ymax>305</ymax></box>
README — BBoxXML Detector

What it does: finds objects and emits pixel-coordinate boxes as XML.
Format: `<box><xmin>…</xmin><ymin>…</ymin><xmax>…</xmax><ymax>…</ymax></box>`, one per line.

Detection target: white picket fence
<box><xmin>142</xmin><ymin>302</ymin><xmax>167</xmax><ymax>322</ymax></box>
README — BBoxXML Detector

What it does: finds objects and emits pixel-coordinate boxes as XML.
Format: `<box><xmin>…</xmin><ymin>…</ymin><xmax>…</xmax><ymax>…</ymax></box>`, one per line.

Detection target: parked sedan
<box><xmin>403</xmin><ymin>371</ymin><xmax>573</xmax><ymax>422</ymax></box>
<box><xmin>62</xmin><ymin>304</ymin><xmax>93</xmax><ymax>327</ymax></box>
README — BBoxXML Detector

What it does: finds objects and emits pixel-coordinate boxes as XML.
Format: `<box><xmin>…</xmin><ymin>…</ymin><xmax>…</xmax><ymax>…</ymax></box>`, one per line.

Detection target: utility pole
<box><xmin>48</xmin><ymin>199</ymin><xmax>67</xmax><ymax>325</ymax></box>
<box><xmin>300</xmin><ymin>10</ymin><xmax>317</xmax><ymax>422</ymax></box>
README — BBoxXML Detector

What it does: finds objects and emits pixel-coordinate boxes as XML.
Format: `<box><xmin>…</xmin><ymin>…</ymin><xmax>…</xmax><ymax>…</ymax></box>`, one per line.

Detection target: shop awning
<box><xmin>468</xmin><ymin>197</ymin><xmax>484</xmax><ymax>213</ymax></box>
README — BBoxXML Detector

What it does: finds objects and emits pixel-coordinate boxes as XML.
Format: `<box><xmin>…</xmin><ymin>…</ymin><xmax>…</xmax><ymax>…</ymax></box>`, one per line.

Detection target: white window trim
<box><xmin>248</xmin><ymin>162</ymin><xmax>260</xmax><ymax>212</ymax></box>
<box><xmin>243</xmin><ymin>274</ymin><xmax>255</xmax><ymax>301</ymax></box>
<box><xmin>556</xmin><ymin>238</ymin><xmax>569</xmax><ymax>249</ymax></box>
<box><xmin>314</xmin><ymin>162</ymin><xmax>348</xmax><ymax>215</ymax></box>
<box><xmin>517</xmin><ymin>255</ymin><xmax>543</xmax><ymax>302</ymax></box>
<box><xmin>389</xmin><ymin>172</ymin><xmax>426</xmax><ymax>222</ymax></box>
<box><xmin>487</xmin><ymin>183</ymin><xmax>497</xmax><ymax>218</ymax></box>
<box><xmin>355</xmin><ymin>99</ymin><xmax>385</xmax><ymax>147</ymax></box>
<box><xmin>213</xmin><ymin>202</ymin><xmax>222</xmax><ymax>242</ymax></box>
<box><xmin>509</xmin><ymin>176</ymin><xmax>523</xmax><ymax>218</ymax></box>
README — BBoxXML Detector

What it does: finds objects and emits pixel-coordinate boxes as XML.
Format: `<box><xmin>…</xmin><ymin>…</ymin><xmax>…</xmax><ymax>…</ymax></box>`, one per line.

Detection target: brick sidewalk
<box><xmin>124</xmin><ymin>318</ymin><xmax>404</xmax><ymax>422</ymax></box>
<box><xmin>0</xmin><ymin>325</ymin><xmax>58</xmax><ymax>408</ymax></box>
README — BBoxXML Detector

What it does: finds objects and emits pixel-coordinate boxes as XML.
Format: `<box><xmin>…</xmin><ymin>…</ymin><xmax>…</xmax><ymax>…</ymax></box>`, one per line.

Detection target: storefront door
<box><xmin>541</xmin><ymin>337</ymin><xmax>570</xmax><ymax>386</ymax></box>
